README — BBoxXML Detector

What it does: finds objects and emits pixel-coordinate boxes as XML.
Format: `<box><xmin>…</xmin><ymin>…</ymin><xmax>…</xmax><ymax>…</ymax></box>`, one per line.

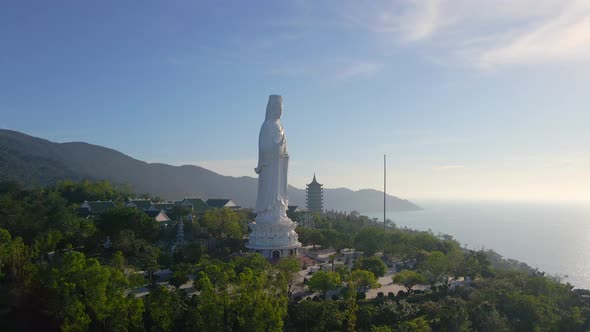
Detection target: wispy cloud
<box><xmin>370</xmin><ymin>0</ymin><xmax>443</xmax><ymax>41</ymax></box>
<box><xmin>477</xmin><ymin>1</ymin><xmax>590</xmax><ymax>67</ymax></box>
<box><xmin>334</xmin><ymin>61</ymin><xmax>384</xmax><ymax>80</ymax></box>
<box><xmin>324</xmin><ymin>0</ymin><xmax>590</xmax><ymax>69</ymax></box>
<box><xmin>267</xmin><ymin>59</ymin><xmax>383</xmax><ymax>80</ymax></box>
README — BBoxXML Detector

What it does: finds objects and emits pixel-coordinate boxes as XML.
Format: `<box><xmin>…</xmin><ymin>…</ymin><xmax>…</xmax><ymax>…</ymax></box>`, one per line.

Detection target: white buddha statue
<box><xmin>247</xmin><ymin>95</ymin><xmax>300</xmax><ymax>257</ymax></box>
<box><xmin>254</xmin><ymin>95</ymin><xmax>289</xmax><ymax>223</ymax></box>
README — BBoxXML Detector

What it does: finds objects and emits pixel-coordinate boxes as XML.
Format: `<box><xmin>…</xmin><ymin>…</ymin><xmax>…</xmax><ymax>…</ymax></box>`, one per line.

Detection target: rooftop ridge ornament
<box><xmin>246</xmin><ymin>95</ymin><xmax>301</xmax><ymax>259</ymax></box>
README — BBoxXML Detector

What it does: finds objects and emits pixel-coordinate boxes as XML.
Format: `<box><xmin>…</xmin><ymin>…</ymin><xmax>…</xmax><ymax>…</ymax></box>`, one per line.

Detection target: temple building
<box><xmin>306</xmin><ymin>174</ymin><xmax>324</xmax><ymax>213</ymax></box>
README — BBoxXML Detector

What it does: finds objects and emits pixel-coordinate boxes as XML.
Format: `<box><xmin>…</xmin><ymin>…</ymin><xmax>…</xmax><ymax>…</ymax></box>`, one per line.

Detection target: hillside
<box><xmin>0</xmin><ymin>129</ymin><xmax>419</xmax><ymax>211</ymax></box>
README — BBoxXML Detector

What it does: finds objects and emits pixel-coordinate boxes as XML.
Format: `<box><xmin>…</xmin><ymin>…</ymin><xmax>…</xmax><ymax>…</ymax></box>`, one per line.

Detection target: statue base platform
<box><xmin>246</xmin><ymin>218</ymin><xmax>301</xmax><ymax>259</ymax></box>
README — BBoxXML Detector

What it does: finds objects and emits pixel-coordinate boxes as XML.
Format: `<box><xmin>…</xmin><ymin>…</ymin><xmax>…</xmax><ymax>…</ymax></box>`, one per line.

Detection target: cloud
<box><xmin>328</xmin><ymin>0</ymin><xmax>590</xmax><ymax>68</ymax></box>
<box><xmin>334</xmin><ymin>61</ymin><xmax>384</xmax><ymax>80</ymax></box>
<box><xmin>376</xmin><ymin>0</ymin><xmax>443</xmax><ymax>41</ymax></box>
<box><xmin>477</xmin><ymin>1</ymin><xmax>590</xmax><ymax>67</ymax></box>
<box><xmin>267</xmin><ymin>59</ymin><xmax>383</xmax><ymax>80</ymax></box>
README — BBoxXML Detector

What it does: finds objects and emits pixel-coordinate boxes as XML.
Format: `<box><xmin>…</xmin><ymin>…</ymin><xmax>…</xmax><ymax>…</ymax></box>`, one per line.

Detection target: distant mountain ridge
<box><xmin>0</xmin><ymin>129</ymin><xmax>419</xmax><ymax>212</ymax></box>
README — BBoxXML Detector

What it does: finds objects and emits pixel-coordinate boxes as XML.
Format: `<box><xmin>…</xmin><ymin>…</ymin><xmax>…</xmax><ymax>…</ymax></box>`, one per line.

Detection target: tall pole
<box><xmin>384</xmin><ymin>154</ymin><xmax>386</xmax><ymax>231</ymax></box>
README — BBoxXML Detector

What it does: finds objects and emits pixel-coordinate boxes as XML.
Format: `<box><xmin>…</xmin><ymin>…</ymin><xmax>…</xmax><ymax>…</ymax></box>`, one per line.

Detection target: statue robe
<box><xmin>255</xmin><ymin>118</ymin><xmax>289</xmax><ymax>221</ymax></box>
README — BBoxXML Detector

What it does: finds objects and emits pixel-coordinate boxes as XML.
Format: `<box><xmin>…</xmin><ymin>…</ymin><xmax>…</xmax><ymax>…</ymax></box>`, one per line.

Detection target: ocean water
<box><xmin>364</xmin><ymin>201</ymin><xmax>590</xmax><ymax>289</ymax></box>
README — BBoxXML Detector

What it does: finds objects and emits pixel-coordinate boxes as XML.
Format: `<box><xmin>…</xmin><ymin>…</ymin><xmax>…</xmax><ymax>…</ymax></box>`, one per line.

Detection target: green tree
<box><xmin>190</xmin><ymin>272</ymin><xmax>225</xmax><ymax>330</ymax></box>
<box><xmin>231</xmin><ymin>268</ymin><xmax>288</xmax><ymax>331</ymax></box>
<box><xmin>232</xmin><ymin>252</ymin><xmax>271</xmax><ymax>274</ymax></box>
<box><xmin>418</xmin><ymin>251</ymin><xmax>450</xmax><ymax>286</ymax></box>
<box><xmin>396</xmin><ymin>316</ymin><xmax>432</xmax><ymax>332</ymax></box>
<box><xmin>98</xmin><ymin>207</ymin><xmax>160</xmax><ymax>242</ymax></box>
<box><xmin>144</xmin><ymin>286</ymin><xmax>183</xmax><ymax>331</ymax></box>
<box><xmin>307</xmin><ymin>229</ymin><xmax>324</xmax><ymax>249</ymax></box>
<box><xmin>287</xmin><ymin>301</ymin><xmax>344</xmax><ymax>332</ymax></box>
<box><xmin>307</xmin><ymin>270</ymin><xmax>341</xmax><ymax>298</ymax></box>
<box><xmin>56</xmin><ymin>179</ymin><xmax>120</xmax><ymax>204</ymax></box>
<box><xmin>320</xmin><ymin>229</ymin><xmax>347</xmax><ymax>253</ymax></box>
<box><xmin>111</xmin><ymin>250</ymin><xmax>126</xmax><ymax>272</ymax></box>
<box><xmin>4</xmin><ymin>236</ymin><xmax>33</xmax><ymax>282</ymax></box>
<box><xmin>392</xmin><ymin>270</ymin><xmax>427</xmax><ymax>293</ymax></box>
<box><xmin>138</xmin><ymin>244</ymin><xmax>160</xmax><ymax>286</ymax></box>
<box><xmin>353</xmin><ymin>256</ymin><xmax>387</xmax><ymax>278</ymax></box>
<box><xmin>276</xmin><ymin>256</ymin><xmax>301</xmax><ymax>299</ymax></box>
<box><xmin>0</xmin><ymin>227</ymin><xmax>11</xmax><ymax>279</ymax></box>
<box><xmin>201</xmin><ymin>208</ymin><xmax>244</xmax><ymax>239</ymax></box>
<box><xmin>169</xmin><ymin>271</ymin><xmax>189</xmax><ymax>289</ymax></box>
<box><xmin>350</xmin><ymin>269</ymin><xmax>380</xmax><ymax>293</ymax></box>
<box><xmin>502</xmin><ymin>292</ymin><xmax>559</xmax><ymax>331</ymax></box>
<box><xmin>462</xmin><ymin>250</ymin><xmax>493</xmax><ymax>278</ymax></box>
<box><xmin>470</xmin><ymin>302</ymin><xmax>510</xmax><ymax>332</ymax></box>
<box><xmin>45</xmin><ymin>251</ymin><xmax>143</xmax><ymax>331</ymax></box>
<box><xmin>426</xmin><ymin>297</ymin><xmax>472</xmax><ymax>332</ymax></box>
<box><xmin>354</xmin><ymin>227</ymin><xmax>385</xmax><ymax>256</ymax></box>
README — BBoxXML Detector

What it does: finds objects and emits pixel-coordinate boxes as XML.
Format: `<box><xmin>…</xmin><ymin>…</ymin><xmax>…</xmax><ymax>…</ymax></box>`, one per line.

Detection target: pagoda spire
<box><xmin>306</xmin><ymin>174</ymin><xmax>324</xmax><ymax>213</ymax></box>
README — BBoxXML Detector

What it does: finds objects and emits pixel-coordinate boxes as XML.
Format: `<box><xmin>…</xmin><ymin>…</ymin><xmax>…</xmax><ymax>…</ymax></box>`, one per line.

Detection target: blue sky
<box><xmin>1</xmin><ymin>1</ymin><xmax>589</xmax><ymax>201</ymax></box>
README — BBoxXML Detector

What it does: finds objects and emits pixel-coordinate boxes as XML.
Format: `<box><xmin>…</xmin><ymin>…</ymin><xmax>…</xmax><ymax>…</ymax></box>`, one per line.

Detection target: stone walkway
<box><xmin>294</xmin><ymin>247</ymin><xmax>430</xmax><ymax>300</ymax></box>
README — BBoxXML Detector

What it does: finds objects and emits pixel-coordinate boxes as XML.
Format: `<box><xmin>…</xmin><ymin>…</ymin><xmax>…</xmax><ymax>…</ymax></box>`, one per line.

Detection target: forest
<box><xmin>0</xmin><ymin>180</ymin><xmax>589</xmax><ymax>331</ymax></box>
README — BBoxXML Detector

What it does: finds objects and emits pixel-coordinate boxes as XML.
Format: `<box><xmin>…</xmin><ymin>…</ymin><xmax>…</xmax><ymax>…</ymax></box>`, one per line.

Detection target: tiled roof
<box><xmin>84</xmin><ymin>201</ymin><xmax>117</xmax><ymax>214</ymax></box>
<box><xmin>181</xmin><ymin>198</ymin><xmax>210</xmax><ymax>212</ymax></box>
<box><xmin>206</xmin><ymin>199</ymin><xmax>237</xmax><ymax>209</ymax></box>
<box><xmin>153</xmin><ymin>202</ymin><xmax>174</xmax><ymax>210</ymax></box>
<box><xmin>77</xmin><ymin>207</ymin><xmax>91</xmax><ymax>217</ymax></box>
<box><xmin>145</xmin><ymin>210</ymin><xmax>162</xmax><ymax>218</ymax></box>
<box><xmin>127</xmin><ymin>199</ymin><xmax>154</xmax><ymax>210</ymax></box>
<box><xmin>145</xmin><ymin>209</ymin><xmax>171</xmax><ymax>222</ymax></box>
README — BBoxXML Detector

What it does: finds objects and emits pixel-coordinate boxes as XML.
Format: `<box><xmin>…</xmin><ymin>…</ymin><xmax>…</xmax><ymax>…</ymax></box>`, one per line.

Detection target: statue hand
<box><xmin>254</xmin><ymin>166</ymin><xmax>262</xmax><ymax>174</ymax></box>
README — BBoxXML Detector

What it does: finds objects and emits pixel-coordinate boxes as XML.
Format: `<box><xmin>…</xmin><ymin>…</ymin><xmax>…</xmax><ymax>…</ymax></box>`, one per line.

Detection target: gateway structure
<box><xmin>246</xmin><ymin>95</ymin><xmax>301</xmax><ymax>259</ymax></box>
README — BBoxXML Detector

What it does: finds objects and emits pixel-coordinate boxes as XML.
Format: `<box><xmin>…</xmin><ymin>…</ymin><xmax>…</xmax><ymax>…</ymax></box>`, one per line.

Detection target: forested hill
<box><xmin>0</xmin><ymin>129</ymin><xmax>419</xmax><ymax>211</ymax></box>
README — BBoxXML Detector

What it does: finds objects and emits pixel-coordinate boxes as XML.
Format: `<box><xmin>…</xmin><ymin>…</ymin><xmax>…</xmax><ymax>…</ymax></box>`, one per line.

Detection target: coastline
<box><xmin>363</xmin><ymin>200</ymin><xmax>590</xmax><ymax>289</ymax></box>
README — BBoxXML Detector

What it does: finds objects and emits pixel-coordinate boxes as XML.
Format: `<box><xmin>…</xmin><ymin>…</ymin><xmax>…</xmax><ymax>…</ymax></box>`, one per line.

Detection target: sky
<box><xmin>1</xmin><ymin>0</ymin><xmax>590</xmax><ymax>202</ymax></box>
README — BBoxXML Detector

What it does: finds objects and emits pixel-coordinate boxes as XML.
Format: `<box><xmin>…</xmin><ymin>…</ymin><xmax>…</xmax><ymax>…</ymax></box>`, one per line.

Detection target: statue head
<box><xmin>265</xmin><ymin>95</ymin><xmax>283</xmax><ymax>120</ymax></box>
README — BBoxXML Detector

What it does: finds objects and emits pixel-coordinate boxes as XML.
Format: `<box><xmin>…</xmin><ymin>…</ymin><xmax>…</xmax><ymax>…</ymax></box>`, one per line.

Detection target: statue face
<box><xmin>267</xmin><ymin>100</ymin><xmax>283</xmax><ymax>119</ymax></box>
<box><xmin>274</xmin><ymin>102</ymin><xmax>283</xmax><ymax>118</ymax></box>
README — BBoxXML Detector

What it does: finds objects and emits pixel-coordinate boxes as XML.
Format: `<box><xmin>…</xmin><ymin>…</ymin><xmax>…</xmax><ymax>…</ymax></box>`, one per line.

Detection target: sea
<box><xmin>363</xmin><ymin>200</ymin><xmax>590</xmax><ymax>289</ymax></box>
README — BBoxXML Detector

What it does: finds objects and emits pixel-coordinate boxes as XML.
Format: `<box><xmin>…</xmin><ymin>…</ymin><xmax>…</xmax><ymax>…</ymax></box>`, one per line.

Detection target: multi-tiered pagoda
<box><xmin>306</xmin><ymin>174</ymin><xmax>324</xmax><ymax>213</ymax></box>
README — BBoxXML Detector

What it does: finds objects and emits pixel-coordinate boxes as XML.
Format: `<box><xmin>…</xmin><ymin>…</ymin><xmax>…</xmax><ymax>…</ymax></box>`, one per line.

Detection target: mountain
<box><xmin>0</xmin><ymin>129</ymin><xmax>419</xmax><ymax>211</ymax></box>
